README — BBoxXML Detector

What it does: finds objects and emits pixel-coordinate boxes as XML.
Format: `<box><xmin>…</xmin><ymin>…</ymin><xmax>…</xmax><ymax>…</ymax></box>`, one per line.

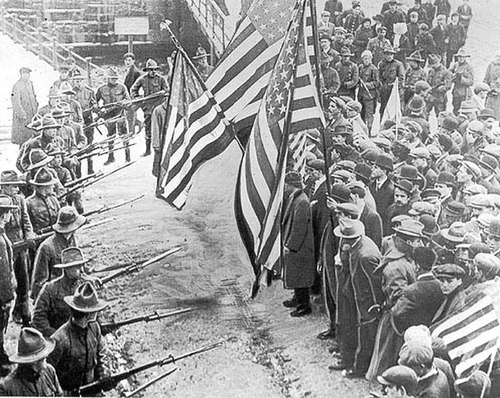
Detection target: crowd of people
<box><xmin>277</xmin><ymin>0</ymin><xmax>500</xmax><ymax>397</ymax></box>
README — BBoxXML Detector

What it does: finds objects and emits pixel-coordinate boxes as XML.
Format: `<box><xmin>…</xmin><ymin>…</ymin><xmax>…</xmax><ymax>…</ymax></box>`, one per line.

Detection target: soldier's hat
<box><xmin>27</xmin><ymin>149</ymin><xmax>54</xmax><ymax>171</ymax></box>
<box><xmin>334</xmin><ymin>218</ymin><xmax>365</xmax><ymax>239</ymax></box>
<box><xmin>143</xmin><ymin>58</ymin><xmax>161</xmax><ymax>71</ymax></box>
<box><xmin>9</xmin><ymin>328</ymin><xmax>55</xmax><ymax>364</ymax></box>
<box><xmin>36</xmin><ymin>115</ymin><xmax>62</xmax><ymax>131</ymax></box>
<box><xmin>45</xmin><ymin>143</ymin><xmax>65</xmax><ymax>157</ymax></box>
<box><xmin>0</xmin><ymin>170</ymin><xmax>25</xmax><ymax>186</ymax></box>
<box><xmin>30</xmin><ymin>167</ymin><xmax>55</xmax><ymax>186</ymax></box>
<box><xmin>0</xmin><ymin>195</ymin><xmax>17</xmax><ymax>211</ymax></box>
<box><xmin>26</xmin><ymin>113</ymin><xmax>43</xmax><ymax>131</ymax></box>
<box><xmin>52</xmin><ymin>206</ymin><xmax>86</xmax><ymax>234</ymax></box>
<box><xmin>393</xmin><ymin>179</ymin><xmax>413</xmax><ymax>195</ymax></box>
<box><xmin>433</xmin><ymin>263</ymin><xmax>466</xmax><ymax>279</ymax></box>
<box><xmin>406</xmin><ymin>50</ymin><xmax>424</xmax><ymax>63</ymax></box>
<box><xmin>393</xmin><ymin>219</ymin><xmax>425</xmax><ymax>238</ymax></box>
<box><xmin>63</xmin><ymin>282</ymin><xmax>108</xmax><ymax>313</ymax></box>
<box><xmin>193</xmin><ymin>46</ymin><xmax>210</xmax><ymax>60</ymax></box>
<box><xmin>340</xmin><ymin>47</ymin><xmax>354</xmax><ymax>57</ymax></box>
<box><xmin>383</xmin><ymin>44</ymin><xmax>397</xmax><ymax>54</ymax></box>
<box><xmin>47</xmin><ymin>86</ymin><xmax>63</xmax><ymax>98</ymax></box>
<box><xmin>59</xmin><ymin>82</ymin><xmax>75</xmax><ymax>96</ymax></box>
<box><xmin>106</xmin><ymin>67</ymin><xmax>120</xmax><ymax>79</ymax></box>
<box><xmin>70</xmin><ymin>68</ymin><xmax>85</xmax><ymax>80</ymax></box>
<box><xmin>54</xmin><ymin>247</ymin><xmax>90</xmax><ymax>269</ymax></box>
<box><xmin>455</xmin><ymin>47</ymin><xmax>471</xmax><ymax>58</ymax></box>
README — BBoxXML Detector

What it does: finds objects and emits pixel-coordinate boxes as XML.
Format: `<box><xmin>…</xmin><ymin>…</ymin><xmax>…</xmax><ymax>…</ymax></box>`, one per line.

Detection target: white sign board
<box><xmin>114</xmin><ymin>17</ymin><xmax>149</xmax><ymax>36</ymax></box>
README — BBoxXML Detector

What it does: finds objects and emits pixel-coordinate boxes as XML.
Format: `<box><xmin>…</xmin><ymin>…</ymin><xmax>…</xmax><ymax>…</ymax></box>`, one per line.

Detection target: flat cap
<box><xmin>393</xmin><ymin>219</ymin><xmax>424</xmax><ymax>238</ymax></box>
<box><xmin>378</xmin><ymin>366</ymin><xmax>418</xmax><ymax>396</ymax></box>
<box><xmin>408</xmin><ymin>202</ymin><xmax>435</xmax><ymax>217</ymax></box>
<box><xmin>433</xmin><ymin>263</ymin><xmax>466</xmax><ymax>279</ymax></box>
<box><xmin>398</xmin><ymin>342</ymin><xmax>433</xmax><ymax>367</ymax></box>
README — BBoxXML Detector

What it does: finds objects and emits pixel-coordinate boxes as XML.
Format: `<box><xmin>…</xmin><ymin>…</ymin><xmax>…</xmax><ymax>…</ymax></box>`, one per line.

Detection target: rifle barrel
<box><xmin>125</xmin><ymin>367</ymin><xmax>178</xmax><ymax>398</ymax></box>
<box><xmin>12</xmin><ymin>231</ymin><xmax>53</xmax><ymax>250</ymax></box>
<box><xmin>101</xmin><ymin>308</ymin><xmax>192</xmax><ymax>330</ymax></box>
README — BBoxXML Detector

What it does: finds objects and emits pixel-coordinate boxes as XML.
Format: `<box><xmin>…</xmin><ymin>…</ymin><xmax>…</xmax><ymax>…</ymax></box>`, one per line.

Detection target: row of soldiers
<box><xmin>278</xmin><ymin>56</ymin><xmax>500</xmax><ymax>395</ymax></box>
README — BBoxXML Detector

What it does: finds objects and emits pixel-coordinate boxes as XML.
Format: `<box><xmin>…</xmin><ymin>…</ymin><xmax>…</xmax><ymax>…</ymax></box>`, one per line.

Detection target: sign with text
<box><xmin>114</xmin><ymin>17</ymin><xmax>149</xmax><ymax>35</ymax></box>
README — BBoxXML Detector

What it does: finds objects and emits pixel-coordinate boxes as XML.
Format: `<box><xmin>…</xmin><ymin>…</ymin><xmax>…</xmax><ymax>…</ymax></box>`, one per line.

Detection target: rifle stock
<box><xmin>75</xmin><ymin>342</ymin><xmax>222</xmax><ymax>396</ymax></box>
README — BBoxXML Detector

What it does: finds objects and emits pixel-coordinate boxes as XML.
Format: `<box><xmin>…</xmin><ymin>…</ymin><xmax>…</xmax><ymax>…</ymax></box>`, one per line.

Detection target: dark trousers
<box><xmin>83</xmin><ymin>112</ymin><xmax>94</xmax><ymax>174</ymax></box>
<box><xmin>144</xmin><ymin>113</ymin><xmax>152</xmax><ymax>140</ymax></box>
<box><xmin>426</xmin><ymin>100</ymin><xmax>447</xmax><ymax>119</ymax></box>
<box><xmin>452</xmin><ymin>94</ymin><xmax>467</xmax><ymax>115</ymax></box>
<box><xmin>12</xmin><ymin>250</ymin><xmax>30</xmax><ymax>324</ymax></box>
<box><xmin>107</xmin><ymin>118</ymin><xmax>130</xmax><ymax>161</ymax></box>
<box><xmin>360</xmin><ymin>98</ymin><xmax>376</xmax><ymax>133</ymax></box>
<box><xmin>294</xmin><ymin>288</ymin><xmax>310</xmax><ymax>310</ymax></box>
<box><xmin>0</xmin><ymin>302</ymin><xmax>10</xmax><ymax>363</ymax></box>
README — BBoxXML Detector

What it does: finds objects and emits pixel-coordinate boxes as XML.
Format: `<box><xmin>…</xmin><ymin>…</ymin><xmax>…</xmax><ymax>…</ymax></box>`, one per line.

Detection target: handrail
<box><xmin>0</xmin><ymin>12</ymin><xmax>105</xmax><ymax>87</ymax></box>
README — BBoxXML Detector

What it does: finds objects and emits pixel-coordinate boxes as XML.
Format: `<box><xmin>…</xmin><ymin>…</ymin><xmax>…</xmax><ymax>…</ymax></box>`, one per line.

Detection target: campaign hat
<box><xmin>52</xmin><ymin>206</ymin><xmax>86</xmax><ymax>234</ymax></box>
<box><xmin>383</xmin><ymin>44</ymin><xmax>397</xmax><ymax>54</ymax></box>
<box><xmin>0</xmin><ymin>195</ymin><xmax>17</xmax><ymax>211</ymax></box>
<box><xmin>54</xmin><ymin>247</ymin><xmax>90</xmax><ymax>269</ymax></box>
<box><xmin>51</xmin><ymin>107</ymin><xmax>71</xmax><ymax>119</ymax></box>
<box><xmin>143</xmin><ymin>58</ymin><xmax>161</xmax><ymax>71</ymax></box>
<box><xmin>47</xmin><ymin>86</ymin><xmax>63</xmax><ymax>98</ymax></box>
<box><xmin>30</xmin><ymin>167</ymin><xmax>55</xmax><ymax>187</ymax></box>
<box><xmin>406</xmin><ymin>50</ymin><xmax>424</xmax><ymax>63</ymax></box>
<box><xmin>9</xmin><ymin>328</ymin><xmax>55</xmax><ymax>364</ymax></box>
<box><xmin>36</xmin><ymin>115</ymin><xmax>62</xmax><ymax>131</ymax></box>
<box><xmin>27</xmin><ymin>149</ymin><xmax>54</xmax><ymax>171</ymax></box>
<box><xmin>63</xmin><ymin>282</ymin><xmax>108</xmax><ymax>313</ymax></box>
<box><xmin>334</xmin><ymin>219</ymin><xmax>365</xmax><ymax>239</ymax></box>
<box><xmin>0</xmin><ymin>170</ymin><xmax>25</xmax><ymax>186</ymax></box>
<box><xmin>71</xmin><ymin>69</ymin><xmax>85</xmax><ymax>80</ymax></box>
<box><xmin>106</xmin><ymin>67</ymin><xmax>120</xmax><ymax>79</ymax></box>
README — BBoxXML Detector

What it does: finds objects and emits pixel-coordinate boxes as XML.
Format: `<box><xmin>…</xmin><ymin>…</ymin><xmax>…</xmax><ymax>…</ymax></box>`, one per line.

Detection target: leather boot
<box><xmin>125</xmin><ymin>147</ymin><xmax>131</xmax><ymax>163</ymax></box>
<box><xmin>142</xmin><ymin>139</ymin><xmax>151</xmax><ymax>157</ymax></box>
<box><xmin>104</xmin><ymin>153</ymin><xmax>115</xmax><ymax>166</ymax></box>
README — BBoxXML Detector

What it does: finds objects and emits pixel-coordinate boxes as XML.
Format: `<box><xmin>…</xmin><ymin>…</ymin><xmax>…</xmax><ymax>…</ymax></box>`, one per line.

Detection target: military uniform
<box><xmin>0</xmin><ymin>364</ymin><xmax>62</xmax><ymax>396</ymax></box>
<box><xmin>427</xmin><ymin>63</ymin><xmax>453</xmax><ymax>117</ymax></box>
<box><xmin>450</xmin><ymin>61</ymin><xmax>474</xmax><ymax>114</ymax></box>
<box><xmin>378</xmin><ymin>58</ymin><xmax>405</xmax><ymax>116</ymax></box>
<box><xmin>358</xmin><ymin>62</ymin><xmax>379</xmax><ymax>131</ymax></box>
<box><xmin>335</xmin><ymin>59</ymin><xmax>359</xmax><ymax>99</ymax></box>
<box><xmin>26</xmin><ymin>192</ymin><xmax>60</xmax><ymax>234</ymax></box>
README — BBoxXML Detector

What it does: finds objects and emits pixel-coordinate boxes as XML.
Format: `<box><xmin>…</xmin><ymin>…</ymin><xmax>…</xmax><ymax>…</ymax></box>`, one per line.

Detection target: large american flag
<box><xmin>234</xmin><ymin>0</ymin><xmax>324</xmax><ymax>295</ymax></box>
<box><xmin>156</xmin><ymin>51</ymin><xmax>233</xmax><ymax>209</ymax></box>
<box><xmin>431</xmin><ymin>281</ymin><xmax>500</xmax><ymax>379</ymax></box>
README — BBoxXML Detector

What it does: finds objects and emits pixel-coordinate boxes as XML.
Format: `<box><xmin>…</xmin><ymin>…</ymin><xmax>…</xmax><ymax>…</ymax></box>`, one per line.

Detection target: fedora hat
<box><xmin>54</xmin><ymin>247</ymin><xmax>90</xmax><ymax>269</ymax></box>
<box><xmin>0</xmin><ymin>195</ymin><xmax>17</xmax><ymax>211</ymax></box>
<box><xmin>9</xmin><ymin>327</ymin><xmax>55</xmax><ymax>364</ymax></box>
<box><xmin>334</xmin><ymin>219</ymin><xmax>365</xmax><ymax>239</ymax></box>
<box><xmin>143</xmin><ymin>58</ymin><xmax>160</xmax><ymax>71</ymax></box>
<box><xmin>394</xmin><ymin>179</ymin><xmax>413</xmax><ymax>195</ymax></box>
<box><xmin>26</xmin><ymin>114</ymin><xmax>43</xmax><ymax>130</ymax></box>
<box><xmin>63</xmin><ymin>282</ymin><xmax>108</xmax><ymax>313</ymax></box>
<box><xmin>441</xmin><ymin>222</ymin><xmax>467</xmax><ymax>243</ymax></box>
<box><xmin>27</xmin><ymin>149</ymin><xmax>54</xmax><ymax>171</ymax></box>
<box><xmin>30</xmin><ymin>167</ymin><xmax>55</xmax><ymax>187</ymax></box>
<box><xmin>394</xmin><ymin>219</ymin><xmax>424</xmax><ymax>238</ymax></box>
<box><xmin>36</xmin><ymin>115</ymin><xmax>62</xmax><ymax>131</ymax></box>
<box><xmin>0</xmin><ymin>170</ymin><xmax>25</xmax><ymax>186</ymax></box>
<box><xmin>52</xmin><ymin>206</ymin><xmax>86</xmax><ymax>234</ymax></box>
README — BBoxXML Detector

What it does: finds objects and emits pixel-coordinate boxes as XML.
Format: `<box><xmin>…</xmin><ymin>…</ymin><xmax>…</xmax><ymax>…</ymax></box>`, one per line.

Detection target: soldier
<box><xmin>26</xmin><ymin>167</ymin><xmax>60</xmax><ymax>235</ymax></box>
<box><xmin>58</xmin><ymin>82</ymin><xmax>84</xmax><ymax>124</ymax></box>
<box><xmin>484</xmin><ymin>51</ymin><xmax>500</xmax><ymax>120</ymax></box>
<box><xmin>0</xmin><ymin>171</ymin><xmax>34</xmax><ymax>327</ymax></box>
<box><xmin>38</xmin><ymin>87</ymin><xmax>64</xmax><ymax>117</ymax></box>
<box><xmin>358</xmin><ymin>50</ymin><xmax>379</xmax><ymax>132</ymax></box>
<box><xmin>450</xmin><ymin>48</ymin><xmax>475</xmax><ymax>115</ymax></box>
<box><xmin>446</xmin><ymin>13</ymin><xmax>466</xmax><ymax>68</ymax></box>
<box><xmin>404</xmin><ymin>51</ymin><xmax>427</xmax><ymax>104</ymax></box>
<box><xmin>0</xmin><ymin>196</ymin><xmax>18</xmax><ymax>375</ymax></box>
<box><xmin>193</xmin><ymin>47</ymin><xmax>214</xmax><ymax>81</ymax></box>
<box><xmin>367</xmin><ymin>25</ymin><xmax>390</xmax><ymax>68</ymax></box>
<box><xmin>336</xmin><ymin>47</ymin><xmax>359</xmax><ymax>99</ymax></box>
<box><xmin>71</xmin><ymin>69</ymin><xmax>96</xmax><ymax>174</ymax></box>
<box><xmin>378</xmin><ymin>45</ymin><xmax>405</xmax><ymax>117</ymax></box>
<box><xmin>457</xmin><ymin>0</ymin><xmax>473</xmax><ymax>35</ymax></box>
<box><xmin>33</xmin><ymin>247</ymin><xmax>92</xmax><ymax>337</ymax></box>
<box><xmin>426</xmin><ymin>54</ymin><xmax>453</xmax><ymax>118</ymax></box>
<box><xmin>0</xmin><ymin>328</ymin><xmax>62</xmax><ymax>396</ymax></box>
<box><xmin>31</xmin><ymin>206</ymin><xmax>86</xmax><ymax>300</ymax></box>
<box><xmin>96</xmin><ymin>67</ymin><xmax>131</xmax><ymax>165</ymax></box>
<box><xmin>48</xmin><ymin>282</ymin><xmax>108</xmax><ymax>394</ymax></box>
<box><xmin>11</xmin><ymin>67</ymin><xmax>39</xmax><ymax>146</ymax></box>
<box><xmin>51</xmin><ymin>65</ymin><xmax>71</xmax><ymax>91</ymax></box>
<box><xmin>131</xmin><ymin>59</ymin><xmax>169</xmax><ymax>157</ymax></box>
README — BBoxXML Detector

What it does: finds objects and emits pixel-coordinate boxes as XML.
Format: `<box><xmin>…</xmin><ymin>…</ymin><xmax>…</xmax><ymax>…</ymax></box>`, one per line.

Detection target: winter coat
<box><xmin>447</xmin><ymin>23</ymin><xmax>466</xmax><ymax>52</ymax></box>
<box><xmin>416</xmin><ymin>32</ymin><xmax>437</xmax><ymax>61</ymax></box>
<box><xmin>407</xmin><ymin>22</ymin><xmax>420</xmax><ymax>51</ymax></box>
<box><xmin>360</xmin><ymin>204</ymin><xmax>383</xmax><ymax>249</ymax></box>
<box><xmin>282</xmin><ymin>188</ymin><xmax>315</xmax><ymax>289</ymax></box>
<box><xmin>370</xmin><ymin>178</ymin><xmax>395</xmax><ymax>231</ymax></box>
<box><xmin>430</xmin><ymin>25</ymin><xmax>449</xmax><ymax>54</ymax></box>
<box><xmin>11</xmin><ymin>78</ymin><xmax>39</xmax><ymax>145</ymax></box>
<box><xmin>0</xmin><ymin>364</ymin><xmax>62</xmax><ymax>396</ymax></box>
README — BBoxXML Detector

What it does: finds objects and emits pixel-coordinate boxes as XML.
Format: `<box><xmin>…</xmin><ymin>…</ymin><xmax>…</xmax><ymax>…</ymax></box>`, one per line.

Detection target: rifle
<box><xmin>12</xmin><ymin>231</ymin><xmax>52</xmax><ymax>251</ymax></box>
<box><xmin>124</xmin><ymin>367</ymin><xmax>177</xmax><ymax>398</ymax></box>
<box><xmin>74</xmin><ymin>342</ymin><xmax>222</xmax><ymax>396</ymax></box>
<box><xmin>80</xmin><ymin>217</ymin><xmax>115</xmax><ymax>231</ymax></box>
<box><xmin>71</xmin><ymin>135</ymin><xmax>116</xmax><ymax>158</ymax></box>
<box><xmin>83</xmin><ymin>194</ymin><xmax>144</xmax><ymax>218</ymax></box>
<box><xmin>100</xmin><ymin>307</ymin><xmax>192</xmax><ymax>335</ymax></box>
<box><xmin>100</xmin><ymin>246</ymin><xmax>183</xmax><ymax>286</ymax></box>
<box><xmin>84</xmin><ymin>114</ymin><xmax>126</xmax><ymax>131</ymax></box>
<box><xmin>58</xmin><ymin>161</ymin><xmax>136</xmax><ymax>200</ymax></box>
<box><xmin>94</xmin><ymin>142</ymin><xmax>137</xmax><ymax>157</ymax></box>
<box><xmin>64</xmin><ymin>172</ymin><xmax>101</xmax><ymax>188</ymax></box>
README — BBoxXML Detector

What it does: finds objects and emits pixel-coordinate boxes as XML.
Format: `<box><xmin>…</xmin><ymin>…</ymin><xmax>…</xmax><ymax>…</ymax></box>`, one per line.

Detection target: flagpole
<box><xmin>160</xmin><ymin>21</ymin><xmax>245</xmax><ymax>154</ymax></box>
<box><xmin>309</xmin><ymin>0</ymin><xmax>333</xmax><ymax>197</ymax></box>
<box><xmin>480</xmin><ymin>340</ymin><xmax>500</xmax><ymax>398</ymax></box>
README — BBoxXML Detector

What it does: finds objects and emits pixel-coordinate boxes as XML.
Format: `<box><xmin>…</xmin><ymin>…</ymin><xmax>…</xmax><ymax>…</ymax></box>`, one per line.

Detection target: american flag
<box><xmin>156</xmin><ymin>51</ymin><xmax>233</xmax><ymax>209</ymax></box>
<box><xmin>431</xmin><ymin>282</ymin><xmax>500</xmax><ymax>379</ymax></box>
<box><xmin>289</xmin><ymin>132</ymin><xmax>316</xmax><ymax>177</ymax></box>
<box><xmin>234</xmin><ymin>0</ymin><xmax>324</xmax><ymax>295</ymax></box>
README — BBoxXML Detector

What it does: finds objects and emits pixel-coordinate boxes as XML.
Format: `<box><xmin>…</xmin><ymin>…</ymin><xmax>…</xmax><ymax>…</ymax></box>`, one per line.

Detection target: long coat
<box><xmin>360</xmin><ymin>204</ymin><xmax>383</xmax><ymax>249</ymax></box>
<box><xmin>282</xmin><ymin>188</ymin><xmax>315</xmax><ymax>289</ymax></box>
<box><xmin>336</xmin><ymin>236</ymin><xmax>383</xmax><ymax>373</ymax></box>
<box><xmin>11</xmin><ymin>78</ymin><xmax>38</xmax><ymax>145</ymax></box>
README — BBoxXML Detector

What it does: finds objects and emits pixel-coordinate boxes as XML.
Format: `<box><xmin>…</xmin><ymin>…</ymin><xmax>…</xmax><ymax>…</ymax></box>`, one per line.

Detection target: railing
<box><xmin>184</xmin><ymin>0</ymin><xmax>231</xmax><ymax>57</ymax></box>
<box><xmin>0</xmin><ymin>12</ymin><xmax>106</xmax><ymax>86</ymax></box>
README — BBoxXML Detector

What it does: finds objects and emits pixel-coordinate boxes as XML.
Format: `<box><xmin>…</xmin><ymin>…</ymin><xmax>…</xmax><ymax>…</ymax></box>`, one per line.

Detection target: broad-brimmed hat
<box><xmin>340</xmin><ymin>47</ymin><xmax>354</xmax><ymax>57</ymax></box>
<box><xmin>441</xmin><ymin>222</ymin><xmax>467</xmax><ymax>243</ymax></box>
<box><xmin>63</xmin><ymin>282</ymin><xmax>108</xmax><ymax>313</ymax></box>
<box><xmin>478</xmin><ymin>108</ymin><xmax>497</xmax><ymax>120</ymax></box>
<box><xmin>406</xmin><ymin>50</ymin><xmax>424</xmax><ymax>63</ymax></box>
<box><xmin>26</xmin><ymin>114</ymin><xmax>43</xmax><ymax>131</ymax></box>
<box><xmin>433</xmin><ymin>263</ymin><xmax>466</xmax><ymax>279</ymax></box>
<box><xmin>0</xmin><ymin>170</ymin><xmax>25</xmax><ymax>186</ymax></box>
<box><xmin>393</xmin><ymin>179</ymin><xmax>413</xmax><ymax>195</ymax></box>
<box><xmin>378</xmin><ymin>366</ymin><xmax>418</xmax><ymax>396</ymax></box>
<box><xmin>30</xmin><ymin>167</ymin><xmax>55</xmax><ymax>186</ymax></box>
<box><xmin>334</xmin><ymin>219</ymin><xmax>365</xmax><ymax>239</ymax></box>
<box><xmin>0</xmin><ymin>195</ymin><xmax>17</xmax><ymax>211</ymax></box>
<box><xmin>27</xmin><ymin>149</ymin><xmax>54</xmax><ymax>171</ymax></box>
<box><xmin>54</xmin><ymin>247</ymin><xmax>90</xmax><ymax>269</ymax></box>
<box><xmin>59</xmin><ymin>82</ymin><xmax>75</xmax><ymax>96</ymax></box>
<box><xmin>393</xmin><ymin>219</ymin><xmax>424</xmax><ymax>238</ymax></box>
<box><xmin>9</xmin><ymin>327</ymin><xmax>55</xmax><ymax>364</ymax></box>
<box><xmin>52</xmin><ymin>206</ymin><xmax>86</xmax><ymax>234</ymax></box>
<box><xmin>143</xmin><ymin>58</ymin><xmax>160</xmax><ymax>71</ymax></box>
<box><xmin>36</xmin><ymin>115</ymin><xmax>62</xmax><ymax>131</ymax></box>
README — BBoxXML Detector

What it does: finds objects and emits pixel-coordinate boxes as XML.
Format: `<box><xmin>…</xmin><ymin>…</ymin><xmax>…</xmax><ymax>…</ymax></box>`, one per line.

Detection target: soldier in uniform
<box><xmin>31</xmin><ymin>205</ymin><xmax>85</xmax><ymax>301</ymax></box>
<box><xmin>404</xmin><ymin>50</ymin><xmax>427</xmax><ymax>104</ymax></box>
<box><xmin>71</xmin><ymin>69</ymin><xmax>96</xmax><ymax>174</ymax></box>
<box><xmin>51</xmin><ymin>65</ymin><xmax>71</xmax><ymax>91</ymax></box>
<box><xmin>0</xmin><ymin>327</ymin><xmax>62</xmax><ymax>396</ymax></box>
<box><xmin>58</xmin><ymin>82</ymin><xmax>84</xmax><ymax>124</ymax></box>
<box><xmin>33</xmin><ymin>247</ymin><xmax>93</xmax><ymax>337</ymax></box>
<box><xmin>358</xmin><ymin>50</ymin><xmax>379</xmax><ymax>133</ymax></box>
<box><xmin>193</xmin><ymin>46</ymin><xmax>214</xmax><ymax>81</ymax></box>
<box><xmin>367</xmin><ymin>25</ymin><xmax>391</xmax><ymax>68</ymax></box>
<box><xmin>426</xmin><ymin>54</ymin><xmax>453</xmax><ymax>118</ymax></box>
<box><xmin>450</xmin><ymin>48</ymin><xmax>475</xmax><ymax>115</ymax></box>
<box><xmin>38</xmin><ymin>87</ymin><xmax>64</xmax><ymax>117</ymax></box>
<box><xmin>96</xmin><ymin>67</ymin><xmax>131</xmax><ymax>165</ymax></box>
<box><xmin>378</xmin><ymin>45</ymin><xmax>405</xmax><ymax>116</ymax></box>
<box><xmin>0</xmin><ymin>171</ymin><xmax>34</xmax><ymax>327</ymax></box>
<box><xmin>131</xmin><ymin>59</ymin><xmax>169</xmax><ymax>157</ymax></box>
<box><xmin>336</xmin><ymin>47</ymin><xmax>359</xmax><ymax>99</ymax></box>
<box><xmin>48</xmin><ymin>282</ymin><xmax>108</xmax><ymax>394</ymax></box>
<box><xmin>0</xmin><ymin>195</ymin><xmax>18</xmax><ymax>375</ymax></box>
